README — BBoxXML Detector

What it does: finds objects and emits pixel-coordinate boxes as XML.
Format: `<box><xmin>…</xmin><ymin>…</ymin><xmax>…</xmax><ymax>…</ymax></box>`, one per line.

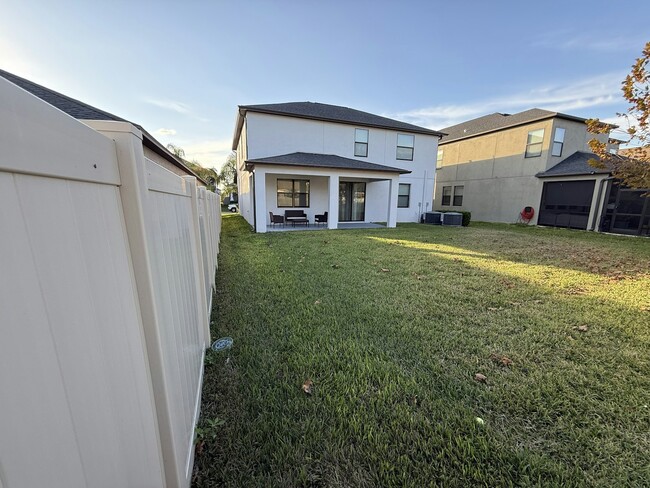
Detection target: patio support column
<box><xmin>254</xmin><ymin>169</ymin><xmax>268</xmax><ymax>233</ymax></box>
<box><xmin>387</xmin><ymin>176</ymin><xmax>399</xmax><ymax>228</ymax></box>
<box><xmin>328</xmin><ymin>174</ymin><xmax>339</xmax><ymax>230</ymax></box>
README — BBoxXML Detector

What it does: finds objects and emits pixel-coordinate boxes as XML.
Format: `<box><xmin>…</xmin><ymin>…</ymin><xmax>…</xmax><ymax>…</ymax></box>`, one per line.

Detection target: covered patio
<box><xmin>267</xmin><ymin>221</ymin><xmax>386</xmax><ymax>232</ymax></box>
<box><xmin>245</xmin><ymin>152</ymin><xmax>409</xmax><ymax>233</ymax></box>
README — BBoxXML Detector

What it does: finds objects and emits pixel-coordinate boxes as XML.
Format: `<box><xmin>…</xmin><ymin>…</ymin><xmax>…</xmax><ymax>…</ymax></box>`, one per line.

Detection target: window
<box><xmin>436</xmin><ymin>148</ymin><xmax>444</xmax><ymax>167</ymax></box>
<box><xmin>398</xmin><ymin>183</ymin><xmax>411</xmax><ymax>208</ymax></box>
<box><xmin>277</xmin><ymin>179</ymin><xmax>310</xmax><ymax>207</ymax></box>
<box><xmin>354</xmin><ymin>128</ymin><xmax>368</xmax><ymax>157</ymax></box>
<box><xmin>552</xmin><ymin>127</ymin><xmax>565</xmax><ymax>157</ymax></box>
<box><xmin>453</xmin><ymin>185</ymin><xmax>464</xmax><ymax>206</ymax></box>
<box><xmin>396</xmin><ymin>134</ymin><xmax>415</xmax><ymax>160</ymax></box>
<box><xmin>525</xmin><ymin>129</ymin><xmax>544</xmax><ymax>158</ymax></box>
<box><xmin>441</xmin><ymin>186</ymin><xmax>452</xmax><ymax>206</ymax></box>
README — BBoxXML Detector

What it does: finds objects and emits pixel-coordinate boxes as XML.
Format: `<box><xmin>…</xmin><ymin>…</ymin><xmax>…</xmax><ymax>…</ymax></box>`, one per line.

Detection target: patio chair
<box><xmin>269</xmin><ymin>211</ymin><xmax>285</xmax><ymax>228</ymax></box>
<box><xmin>315</xmin><ymin>211</ymin><xmax>328</xmax><ymax>226</ymax></box>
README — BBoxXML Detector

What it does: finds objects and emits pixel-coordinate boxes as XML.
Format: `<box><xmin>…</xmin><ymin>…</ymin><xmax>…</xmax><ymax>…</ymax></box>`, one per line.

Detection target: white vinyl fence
<box><xmin>0</xmin><ymin>77</ymin><xmax>221</xmax><ymax>488</ymax></box>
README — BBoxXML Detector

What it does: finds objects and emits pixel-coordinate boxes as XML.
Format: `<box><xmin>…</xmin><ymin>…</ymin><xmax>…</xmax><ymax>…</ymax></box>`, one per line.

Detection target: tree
<box><xmin>588</xmin><ymin>41</ymin><xmax>650</xmax><ymax>189</ymax></box>
<box><xmin>166</xmin><ymin>143</ymin><xmax>219</xmax><ymax>192</ymax></box>
<box><xmin>219</xmin><ymin>152</ymin><xmax>238</xmax><ymax>199</ymax></box>
<box><xmin>166</xmin><ymin>143</ymin><xmax>185</xmax><ymax>159</ymax></box>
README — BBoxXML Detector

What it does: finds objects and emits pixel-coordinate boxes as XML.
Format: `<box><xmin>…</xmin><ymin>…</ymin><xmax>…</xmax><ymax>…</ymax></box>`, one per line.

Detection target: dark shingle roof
<box><xmin>232</xmin><ymin>101</ymin><xmax>445</xmax><ymax>149</ymax></box>
<box><xmin>439</xmin><ymin>108</ymin><xmax>590</xmax><ymax>144</ymax></box>
<box><xmin>246</xmin><ymin>152</ymin><xmax>410</xmax><ymax>174</ymax></box>
<box><xmin>536</xmin><ymin>151</ymin><xmax>611</xmax><ymax>178</ymax></box>
<box><xmin>0</xmin><ymin>68</ymin><xmax>125</xmax><ymax>121</ymax></box>
<box><xmin>0</xmin><ymin>69</ymin><xmax>207</xmax><ymax>184</ymax></box>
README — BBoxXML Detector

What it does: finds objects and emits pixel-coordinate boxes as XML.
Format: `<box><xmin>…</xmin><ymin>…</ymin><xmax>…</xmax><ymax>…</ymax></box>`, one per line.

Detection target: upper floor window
<box><xmin>277</xmin><ymin>179</ymin><xmax>310</xmax><ymax>208</ymax></box>
<box><xmin>552</xmin><ymin>127</ymin><xmax>565</xmax><ymax>157</ymax></box>
<box><xmin>354</xmin><ymin>128</ymin><xmax>368</xmax><ymax>157</ymax></box>
<box><xmin>441</xmin><ymin>186</ymin><xmax>452</xmax><ymax>206</ymax></box>
<box><xmin>398</xmin><ymin>183</ymin><xmax>411</xmax><ymax>208</ymax></box>
<box><xmin>525</xmin><ymin>129</ymin><xmax>544</xmax><ymax>158</ymax></box>
<box><xmin>436</xmin><ymin>148</ymin><xmax>444</xmax><ymax>167</ymax></box>
<box><xmin>453</xmin><ymin>185</ymin><xmax>464</xmax><ymax>206</ymax></box>
<box><xmin>396</xmin><ymin>134</ymin><xmax>415</xmax><ymax>160</ymax></box>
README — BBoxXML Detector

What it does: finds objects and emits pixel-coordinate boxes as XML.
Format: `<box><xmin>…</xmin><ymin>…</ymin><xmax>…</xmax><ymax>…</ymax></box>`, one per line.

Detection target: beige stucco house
<box><xmin>0</xmin><ymin>69</ymin><xmax>208</xmax><ymax>186</ymax></box>
<box><xmin>433</xmin><ymin>108</ymin><xmax>650</xmax><ymax>235</ymax></box>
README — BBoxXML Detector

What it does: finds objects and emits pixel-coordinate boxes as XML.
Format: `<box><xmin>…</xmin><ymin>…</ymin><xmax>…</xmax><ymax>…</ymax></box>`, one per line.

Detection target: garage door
<box><xmin>538</xmin><ymin>180</ymin><xmax>595</xmax><ymax>230</ymax></box>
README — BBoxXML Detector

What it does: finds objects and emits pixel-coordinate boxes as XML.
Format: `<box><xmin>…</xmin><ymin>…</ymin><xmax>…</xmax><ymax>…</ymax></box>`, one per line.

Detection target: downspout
<box><xmin>589</xmin><ymin>177</ymin><xmax>613</xmax><ymax>231</ymax></box>
<box><xmin>421</xmin><ymin>169</ymin><xmax>428</xmax><ymax>221</ymax></box>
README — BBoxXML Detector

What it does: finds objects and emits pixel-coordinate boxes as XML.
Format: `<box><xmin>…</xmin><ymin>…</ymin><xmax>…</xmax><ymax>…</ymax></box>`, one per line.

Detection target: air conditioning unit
<box><xmin>442</xmin><ymin>212</ymin><xmax>463</xmax><ymax>226</ymax></box>
<box><xmin>424</xmin><ymin>211</ymin><xmax>442</xmax><ymax>225</ymax></box>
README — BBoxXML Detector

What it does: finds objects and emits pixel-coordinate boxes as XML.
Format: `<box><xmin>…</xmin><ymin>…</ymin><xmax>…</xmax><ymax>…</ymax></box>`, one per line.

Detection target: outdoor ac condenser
<box><xmin>441</xmin><ymin>212</ymin><xmax>463</xmax><ymax>226</ymax></box>
<box><xmin>424</xmin><ymin>211</ymin><xmax>442</xmax><ymax>225</ymax></box>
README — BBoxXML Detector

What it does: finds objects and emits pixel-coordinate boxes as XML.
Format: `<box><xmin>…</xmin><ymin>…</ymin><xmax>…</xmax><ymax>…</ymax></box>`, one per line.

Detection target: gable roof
<box><xmin>439</xmin><ymin>108</ymin><xmax>594</xmax><ymax>145</ymax></box>
<box><xmin>0</xmin><ymin>69</ymin><xmax>207</xmax><ymax>184</ymax></box>
<box><xmin>232</xmin><ymin>101</ymin><xmax>445</xmax><ymax>150</ymax></box>
<box><xmin>536</xmin><ymin>151</ymin><xmax>611</xmax><ymax>178</ymax></box>
<box><xmin>245</xmin><ymin>152</ymin><xmax>410</xmax><ymax>174</ymax></box>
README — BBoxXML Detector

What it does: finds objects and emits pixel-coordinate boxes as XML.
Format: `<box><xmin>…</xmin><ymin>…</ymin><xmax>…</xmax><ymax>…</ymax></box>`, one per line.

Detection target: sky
<box><xmin>1</xmin><ymin>1</ymin><xmax>648</xmax><ymax>169</ymax></box>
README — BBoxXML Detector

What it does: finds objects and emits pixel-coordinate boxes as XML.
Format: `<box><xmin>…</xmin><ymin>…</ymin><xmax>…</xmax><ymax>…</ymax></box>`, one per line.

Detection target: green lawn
<box><xmin>193</xmin><ymin>215</ymin><xmax>650</xmax><ymax>487</ymax></box>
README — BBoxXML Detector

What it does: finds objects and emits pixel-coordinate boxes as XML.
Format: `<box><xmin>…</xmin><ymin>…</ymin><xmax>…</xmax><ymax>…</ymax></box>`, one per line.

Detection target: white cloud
<box><xmin>155</xmin><ymin>127</ymin><xmax>177</xmax><ymax>136</ymax></box>
<box><xmin>532</xmin><ymin>33</ymin><xmax>646</xmax><ymax>53</ymax></box>
<box><xmin>390</xmin><ymin>72</ymin><xmax>626</xmax><ymax>130</ymax></box>
<box><xmin>602</xmin><ymin>113</ymin><xmax>640</xmax><ymax>145</ymax></box>
<box><xmin>181</xmin><ymin>139</ymin><xmax>233</xmax><ymax>168</ymax></box>
<box><xmin>144</xmin><ymin>98</ymin><xmax>192</xmax><ymax>114</ymax></box>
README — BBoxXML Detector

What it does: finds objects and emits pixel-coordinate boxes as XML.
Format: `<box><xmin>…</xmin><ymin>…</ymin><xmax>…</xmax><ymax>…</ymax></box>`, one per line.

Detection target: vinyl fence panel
<box><xmin>0</xmin><ymin>78</ymin><xmax>165</xmax><ymax>487</ymax></box>
<box><xmin>1</xmin><ymin>79</ymin><xmax>221</xmax><ymax>488</ymax></box>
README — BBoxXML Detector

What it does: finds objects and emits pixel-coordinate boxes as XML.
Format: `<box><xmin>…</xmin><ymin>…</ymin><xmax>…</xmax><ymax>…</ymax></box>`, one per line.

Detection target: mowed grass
<box><xmin>193</xmin><ymin>215</ymin><xmax>650</xmax><ymax>487</ymax></box>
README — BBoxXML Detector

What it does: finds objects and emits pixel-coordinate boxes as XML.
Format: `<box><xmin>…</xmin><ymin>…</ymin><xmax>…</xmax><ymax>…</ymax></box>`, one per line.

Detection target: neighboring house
<box><xmin>231</xmin><ymin>102</ymin><xmax>444</xmax><ymax>232</ymax></box>
<box><xmin>0</xmin><ymin>69</ymin><xmax>208</xmax><ymax>185</ymax></box>
<box><xmin>433</xmin><ymin>108</ymin><xmax>649</xmax><ymax>236</ymax></box>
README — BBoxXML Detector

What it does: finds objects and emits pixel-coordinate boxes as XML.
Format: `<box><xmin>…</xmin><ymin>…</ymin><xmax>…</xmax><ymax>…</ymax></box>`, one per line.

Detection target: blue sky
<box><xmin>2</xmin><ymin>1</ymin><xmax>648</xmax><ymax>168</ymax></box>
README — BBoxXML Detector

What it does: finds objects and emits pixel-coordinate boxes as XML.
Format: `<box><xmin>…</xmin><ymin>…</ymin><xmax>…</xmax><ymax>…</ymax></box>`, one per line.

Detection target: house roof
<box><xmin>245</xmin><ymin>152</ymin><xmax>411</xmax><ymax>174</ymax></box>
<box><xmin>0</xmin><ymin>68</ymin><xmax>207</xmax><ymax>185</ymax></box>
<box><xmin>439</xmin><ymin>108</ymin><xmax>606</xmax><ymax>145</ymax></box>
<box><xmin>232</xmin><ymin>101</ymin><xmax>446</xmax><ymax>150</ymax></box>
<box><xmin>536</xmin><ymin>151</ymin><xmax>611</xmax><ymax>178</ymax></box>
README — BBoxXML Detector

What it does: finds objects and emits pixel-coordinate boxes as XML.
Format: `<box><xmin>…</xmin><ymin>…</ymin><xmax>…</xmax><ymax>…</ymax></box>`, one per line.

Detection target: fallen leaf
<box><xmin>195</xmin><ymin>440</ymin><xmax>205</xmax><ymax>456</ymax></box>
<box><xmin>490</xmin><ymin>353</ymin><xmax>513</xmax><ymax>367</ymax></box>
<box><xmin>314</xmin><ymin>300</ymin><xmax>321</xmax><ymax>305</ymax></box>
<box><xmin>474</xmin><ymin>373</ymin><xmax>487</xmax><ymax>383</ymax></box>
<box><xmin>302</xmin><ymin>379</ymin><xmax>313</xmax><ymax>395</ymax></box>
<box><xmin>574</xmin><ymin>325</ymin><xmax>589</xmax><ymax>332</ymax></box>
<box><xmin>381</xmin><ymin>268</ymin><xmax>390</xmax><ymax>272</ymax></box>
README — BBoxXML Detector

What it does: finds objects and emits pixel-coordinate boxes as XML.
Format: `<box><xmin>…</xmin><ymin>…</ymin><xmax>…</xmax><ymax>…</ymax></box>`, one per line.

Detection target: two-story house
<box><xmin>434</xmin><ymin>108</ymin><xmax>624</xmax><ymax>232</ymax></box>
<box><xmin>232</xmin><ymin>102</ymin><xmax>444</xmax><ymax>232</ymax></box>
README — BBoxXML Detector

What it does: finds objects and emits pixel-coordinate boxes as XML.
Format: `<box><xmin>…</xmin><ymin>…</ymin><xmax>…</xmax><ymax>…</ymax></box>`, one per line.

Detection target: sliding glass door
<box><xmin>338</xmin><ymin>182</ymin><xmax>366</xmax><ymax>222</ymax></box>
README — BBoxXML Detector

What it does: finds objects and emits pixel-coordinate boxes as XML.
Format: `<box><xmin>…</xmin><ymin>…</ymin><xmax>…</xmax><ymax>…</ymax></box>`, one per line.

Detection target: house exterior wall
<box><xmin>236</xmin><ymin>112</ymin><xmax>438</xmax><ymax>226</ymax></box>
<box><xmin>265</xmin><ymin>174</ymin><xmax>329</xmax><ymax>222</ymax></box>
<box><xmin>434</xmin><ymin>118</ymin><xmax>610</xmax><ymax>225</ymax></box>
